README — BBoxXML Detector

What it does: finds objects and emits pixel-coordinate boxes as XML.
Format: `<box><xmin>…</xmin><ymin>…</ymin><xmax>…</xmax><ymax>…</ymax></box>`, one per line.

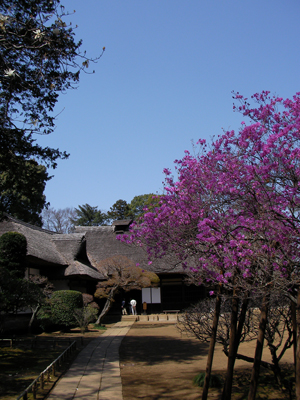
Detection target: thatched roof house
<box><xmin>0</xmin><ymin>216</ymin><xmax>205</xmax><ymax>312</ymax></box>
<box><xmin>0</xmin><ymin>215</ymin><xmax>103</xmax><ymax>292</ymax></box>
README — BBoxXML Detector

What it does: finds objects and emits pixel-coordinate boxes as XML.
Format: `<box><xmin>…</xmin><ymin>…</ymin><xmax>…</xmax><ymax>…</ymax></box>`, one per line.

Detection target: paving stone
<box><xmin>46</xmin><ymin>320</ymin><xmax>133</xmax><ymax>400</ymax></box>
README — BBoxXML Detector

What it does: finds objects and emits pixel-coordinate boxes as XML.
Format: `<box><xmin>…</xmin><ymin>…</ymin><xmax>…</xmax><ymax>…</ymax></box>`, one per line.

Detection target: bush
<box><xmin>38</xmin><ymin>290</ymin><xmax>83</xmax><ymax>331</ymax></box>
<box><xmin>36</xmin><ymin>300</ymin><xmax>53</xmax><ymax>331</ymax></box>
<box><xmin>50</xmin><ymin>290</ymin><xmax>83</xmax><ymax>328</ymax></box>
<box><xmin>82</xmin><ymin>293</ymin><xmax>99</xmax><ymax>310</ymax></box>
<box><xmin>74</xmin><ymin>305</ymin><xmax>98</xmax><ymax>334</ymax></box>
<box><xmin>0</xmin><ymin>231</ymin><xmax>27</xmax><ymax>278</ymax></box>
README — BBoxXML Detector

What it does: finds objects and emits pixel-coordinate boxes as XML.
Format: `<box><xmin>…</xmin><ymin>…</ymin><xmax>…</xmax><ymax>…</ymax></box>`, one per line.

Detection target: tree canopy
<box><xmin>42</xmin><ymin>206</ymin><xmax>76</xmax><ymax>232</ymax></box>
<box><xmin>71</xmin><ymin>204</ymin><xmax>108</xmax><ymax>227</ymax></box>
<box><xmin>127</xmin><ymin>193</ymin><xmax>160</xmax><ymax>220</ymax></box>
<box><xmin>107</xmin><ymin>199</ymin><xmax>131</xmax><ymax>221</ymax></box>
<box><xmin>0</xmin><ymin>0</ymin><xmax>104</xmax><ymax>223</ymax></box>
<box><xmin>120</xmin><ymin>91</ymin><xmax>300</xmax><ymax>399</ymax></box>
<box><xmin>94</xmin><ymin>255</ymin><xmax>159</xmax><ymax>324</ymax></box>
<box><xmin>0</xmin><ymin>231</ymin><xmax>41</xmax><ymax>328</ymax></box>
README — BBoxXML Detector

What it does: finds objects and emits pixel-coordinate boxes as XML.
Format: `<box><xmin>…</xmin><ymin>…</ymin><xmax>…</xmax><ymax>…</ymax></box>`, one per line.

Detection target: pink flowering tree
<box><xmin>120</xmin><ymin>91</ymin><xmax>300</xmax><ymax>399</ymax></box>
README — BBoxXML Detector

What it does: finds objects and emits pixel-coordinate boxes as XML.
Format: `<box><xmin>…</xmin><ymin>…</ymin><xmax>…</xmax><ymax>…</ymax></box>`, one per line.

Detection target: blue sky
<box><xmin>37</xmin><ymin>0</ymin><xmax>300</xmax><ymax>213</ymax></box>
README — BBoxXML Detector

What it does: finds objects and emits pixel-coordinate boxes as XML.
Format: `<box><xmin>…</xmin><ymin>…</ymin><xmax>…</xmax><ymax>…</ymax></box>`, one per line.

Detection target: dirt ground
<box><xmin>119</xmin><ymin>321</ymin><xmax>295</xmax><ymax>400</ymax></box>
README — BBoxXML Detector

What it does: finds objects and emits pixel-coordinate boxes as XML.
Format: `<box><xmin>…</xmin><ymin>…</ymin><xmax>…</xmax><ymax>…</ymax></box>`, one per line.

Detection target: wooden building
<box><xmin>0</xmin><ymin>216</ymin><xmax>205</xmax><ymax>314</ymax></box>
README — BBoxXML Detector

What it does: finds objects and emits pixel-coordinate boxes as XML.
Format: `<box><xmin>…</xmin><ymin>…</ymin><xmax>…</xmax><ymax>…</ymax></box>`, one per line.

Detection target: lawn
<box><xmin>0</xmin><ymin>326</ymin><xmax>105</xmax><ymax>400</ymax></box>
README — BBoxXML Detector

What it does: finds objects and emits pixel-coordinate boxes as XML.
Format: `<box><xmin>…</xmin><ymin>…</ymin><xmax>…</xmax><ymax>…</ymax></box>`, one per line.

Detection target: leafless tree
<box><xmin>94</xmin><ymin>255</ymin><xmax>159</xmax><ymax>324</ymax></box>
<box><xmin>42</xmin><ymin>207</ymin><xmax>76</xmax><ymax>233</ymax></box>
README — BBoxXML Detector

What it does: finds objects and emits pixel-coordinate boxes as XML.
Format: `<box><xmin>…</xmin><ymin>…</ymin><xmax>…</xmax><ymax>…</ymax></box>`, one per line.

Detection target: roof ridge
<box><xmin>4</xmin><ymin>214</ymin><xmax>57</xmax><ymax>235</ymax></box>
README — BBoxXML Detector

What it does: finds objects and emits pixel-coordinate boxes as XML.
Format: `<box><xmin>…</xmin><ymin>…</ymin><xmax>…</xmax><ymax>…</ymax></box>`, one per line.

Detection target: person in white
<box><xmin>130</xmin><ymin>299</ymin><xmax>137</xmax><ymax>315</ymax></box>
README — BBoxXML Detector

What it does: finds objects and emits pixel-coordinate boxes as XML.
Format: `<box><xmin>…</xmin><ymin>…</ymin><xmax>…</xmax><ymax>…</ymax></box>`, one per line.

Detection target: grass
<box><xmin>190</xmin><ymin>368</ymin><xmax>296</xmax><ymax>399</ymax></box>
<box><xmin>0</xmin><ymin>345</ymin><xmax>70</xmax><ymax>400</ymax></box>
<box><xmin>220</xmin><ymin>367</ymin><xmax>294</xmax><ymax>399</ymax></box>
<box><xmin>193</xmin><ymin>372</ymin><xmax>223</xmax><ymax>388</ymax></box>
<box><xmin>0</xmin><ymin>324</ymin><xmax>106</xmax><ymax>400</ymax></box>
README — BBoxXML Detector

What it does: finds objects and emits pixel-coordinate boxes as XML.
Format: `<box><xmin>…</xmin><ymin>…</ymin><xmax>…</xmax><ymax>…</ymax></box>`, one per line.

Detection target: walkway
<box><xmin>46</xmin><ymin>318</ymin><xmax>136</xmax><ymax>400</ymax></box>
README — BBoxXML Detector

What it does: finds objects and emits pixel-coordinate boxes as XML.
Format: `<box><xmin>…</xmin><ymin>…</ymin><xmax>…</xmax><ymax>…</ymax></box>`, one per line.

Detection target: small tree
<box><xmin>27</xmin><ymin>275</ymin><xmax>54</xmax><ymax>332</ymax></box>
<box><xmin>74</xmin><ymin>305</ymin><xmax>98</xmax><ymax>334</ymax></box>
<box><xmin>94</xmin><ymin>255</ymin><xmax>159</xmax><ymax>324</ymax></box>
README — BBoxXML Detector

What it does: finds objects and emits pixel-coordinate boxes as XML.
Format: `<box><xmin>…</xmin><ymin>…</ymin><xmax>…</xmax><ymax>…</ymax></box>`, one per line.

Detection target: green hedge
<box><xmin>38</xmin><ymin>290</ymin><xmax>83</xmax><ymax>330</ymax></box>
<box><xmin>0</xmin><ymin>232</ymin><xmax>27</xmax><ymax>278</ymax></box>
<box><xmin>50</xmin><ymin>290</ymin><xmax>83</xmax><ymax>327</ymax></box>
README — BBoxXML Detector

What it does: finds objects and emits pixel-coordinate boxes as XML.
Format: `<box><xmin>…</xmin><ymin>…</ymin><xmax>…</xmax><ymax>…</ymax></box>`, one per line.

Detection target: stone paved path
<box><xmin>46</xmin><ymin>320</ymin><xmax>135</xmax><ymax>400</ymax></box>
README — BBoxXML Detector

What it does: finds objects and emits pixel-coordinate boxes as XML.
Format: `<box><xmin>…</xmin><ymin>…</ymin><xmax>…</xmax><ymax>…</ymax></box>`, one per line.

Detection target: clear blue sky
<box><xmin>37</xmin><ymin>0</ymin><xmax>300</xmax><ymax>213</ymax></box>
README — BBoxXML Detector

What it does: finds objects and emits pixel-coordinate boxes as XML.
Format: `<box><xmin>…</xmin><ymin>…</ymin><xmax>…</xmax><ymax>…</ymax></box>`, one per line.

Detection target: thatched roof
<box><xmin>74</xmin><ymin>224</ymin><xmax>183</xmax><ymax>275</ymax></box>
<box><xmin>0</xmin><ymin>216</ymin><xmax>183</xmax><ymax>282</ymax></box>
<box><xmin>0</xmin><ymin>216</ymin><xmax>66</xmax><ymax>266</ymax></box>
<box><xmin>65</xmin><ymin>260</ymin><xmax>106</xmax><ymax>280</ymax></box>
<box><xmin>0</xmin><ymin>216</ymin><xmax>103</xmax><ymax>280</ymax></box>
<box><xmin>52</xmin><ymin>233</ymin><xmax>86</xmax><ymax>261</ymax></box>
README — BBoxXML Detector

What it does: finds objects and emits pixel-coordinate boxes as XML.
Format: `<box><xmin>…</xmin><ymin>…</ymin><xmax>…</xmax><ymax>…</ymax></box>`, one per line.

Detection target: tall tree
<box><xmin>0</xmin><ymin>0</ymin><xmax>104</xmax><ymax>223</ymax></box>
<box><xmin>42</xmin><ymin>206</ymin><xmax>76</xmax><ymax>233</ymax></box>
<box><xmin>1</xmin><ymin>160</ymin><xmax>49</xmax><ymax>226</ymax></box>
<box><xmin>71</xmin><ymin>204</ymin><xmax>108</xmax><ymax>226</ymax></box>
<box><xmin>128</xmin><ymin>194</ymin><xmax>160</xmax><ymax>220</ymax></box>
<box><xmin>107</xmin><ymin>199</ymin><xmax>131</xmax><ymax>221</ymax></box>
<box><xmin>0</xmin><ymin>232</ymin><xmax>45</xmax><ymax>331</ymax></box>
<box><xmin>121</xmin><ymin>91</ymin><xmax>300</xmax><ymax>399</ymax></box>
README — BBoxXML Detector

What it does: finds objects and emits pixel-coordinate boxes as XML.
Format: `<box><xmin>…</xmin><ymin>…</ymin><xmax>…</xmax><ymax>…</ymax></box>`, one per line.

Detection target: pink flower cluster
<box><xmin>119</xmin><ymin>91</ymin><xmax>300</xmax><ymax>293</ymax></box>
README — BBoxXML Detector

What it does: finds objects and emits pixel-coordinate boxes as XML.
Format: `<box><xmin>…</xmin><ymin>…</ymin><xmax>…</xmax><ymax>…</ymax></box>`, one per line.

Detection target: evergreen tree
<box><xmin>0</xmin><ymin>0</ymin><xmax>104</xmax><ymax>223</ymax></box>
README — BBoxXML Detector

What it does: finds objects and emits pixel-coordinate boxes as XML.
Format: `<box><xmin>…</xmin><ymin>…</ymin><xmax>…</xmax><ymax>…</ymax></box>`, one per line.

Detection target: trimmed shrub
<box><xmin>50</xmin><ymin>290</ymin><xmax>83</xmax><ymax>327</ymax></box>
<box><xmin>0</xmin><ymin>232</ymin><xmax>27</xmax><ymax>278</ymax></box>
<box><xmin>38</xmin><ymin>290</ymin><xmax>84</xmax><ymax>330</ymax></box>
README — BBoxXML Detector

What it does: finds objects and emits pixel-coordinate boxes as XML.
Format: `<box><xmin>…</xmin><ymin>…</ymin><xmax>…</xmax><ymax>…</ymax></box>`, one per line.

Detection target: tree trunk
<box><xmin>295</xmin><ymin>289</ymin><xmax>300</xmax><ymax>399</ymax></box>
<box><xmin>248</xmin><ymin>294</ymin><xmax>269</xmax><ymax>400</ymax></box>
<box><xmin>221</xmin><ymin>291</ymin><xmax>239</xmax><ymax>400</ymax></box>
<box><xmin>236</xmin><ymin>295</ymin><xmax>249</xmax><ymax>351</ymax></box>
<box><xmin>95</xmin><ymin>298</ymin><xmax>112</xmax><ymax>325</ymax></box>
<box><xmin>95</xmin><ymin>287</ymin><xmax>118</xmax><ymax>325</ymax></box>
<box><xmin>202</xmin><ymin>287</ymin><xmax>222</xmax><ymax>400</ymax></box>
<box><xmin>290</xmin><ymin>298</ymin><xmax>297</xmax><ymax>373</ymax></box>
<box><xmin>28</xmin><ymin>304</ymin><xmax>40</xmax><ymax>334</ymax></box>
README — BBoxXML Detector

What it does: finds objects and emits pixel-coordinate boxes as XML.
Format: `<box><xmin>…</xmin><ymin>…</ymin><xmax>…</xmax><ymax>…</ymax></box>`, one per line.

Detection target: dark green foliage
<box><xmin>128</xmin><ymin>194</ymin><xmax>160</xmax><ymax>220</ymax></box>
<box><xmin>0</xmin><ymin>232</ymin><xmax>27</xmax><ymax>278</ymax></box>
<box><xmin>107</xmin><ymin>199</ymin><xmax>131</xmax><ymax>221</ymax></box>
<box><xmin>193</xmin><ymin>372</ymin><xmax>223</xmax><ymax>388</ymax></box>
<box><xmin>1</xmin><ymin>160</ymin><xmax>49</xmax><ymax>226</ymax></box>
<box><xmin>38</xmin><ymin>290</ymin><xmax>83</xmax><ymax>330</ymax></box>
<box><xmin>0</xmin><ymin>0</ymin><xmax>103</xmax><ymax>223</ymax></box>
<box><xmin>51</xmin><ymin>290</ymin><xmax>83</xmax><ymax>327</ymax></box>
<box><xmin>0</xmin><ymin>233</ymin><xmax>45</xmax><ymax>327</ymax></box>
<box><xmin>71</xmin><ymin>204</ymin><xmax>108</xmax><ymax>226</ymax></box>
